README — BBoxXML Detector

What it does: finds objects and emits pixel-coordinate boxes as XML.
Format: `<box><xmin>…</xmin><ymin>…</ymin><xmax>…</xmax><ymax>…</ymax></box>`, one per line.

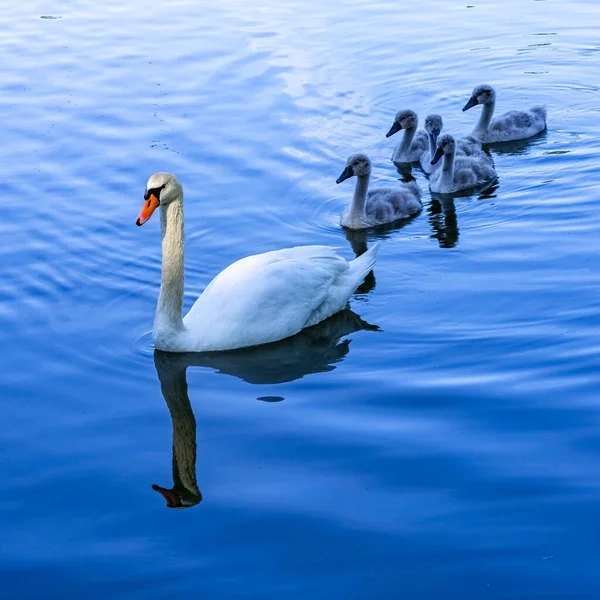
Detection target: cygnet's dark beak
<box><xmin>386</xmin><ymin>121</ymin><xmax>402</xmax><ymax>138</ymax></box>
<box><xmin>431</xmin><ymin>147</ymin><xmax>444</xmax><ymax>165</ymax></box>
<box><xmin>462</xmin><ymin>96</ymin><xmax>478</xmax><ymax>112</ymax></box>
<box><xmin>336</xmin><ymin>165</ymin><xmax>354</xmax><ymax>184</ymax></box>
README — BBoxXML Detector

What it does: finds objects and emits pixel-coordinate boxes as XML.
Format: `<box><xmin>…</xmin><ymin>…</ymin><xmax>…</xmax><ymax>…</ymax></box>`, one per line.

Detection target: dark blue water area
<box><xmin>2</xmin><ymin>0</ymin><xmax>600</xmax><ymax>598</ymax></box>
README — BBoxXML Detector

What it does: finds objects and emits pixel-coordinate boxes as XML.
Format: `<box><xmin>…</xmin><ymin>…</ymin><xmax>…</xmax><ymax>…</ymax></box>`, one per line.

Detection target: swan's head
<box><xmin>463</xmin><ymin>84</ymin><xmax>496</xmax><ymax>111</ymax></box>
<box><xmin>152</xmin><ymin>483</ymin><xmax>202</xmax><ymax>509</ymax></box>
<box><xmin>431</xmin><ymin>133</ymin><xmax>456</xmax><ymax>164</ymax></box>
<box><xmin>386</xmin><ymin>109</ymin><xmax>418</xmax><ymax>138</ymax></box>
<box><xmin>424</xmin><ymin>114</ymin><xmax>443</xmax><ymax>138</ymax></box>
<box><xmin>337</xmin><ymin>153</ymin><xmax>371</xmax><ymax>183</ymax></box>
<box><xmin>136</xmin><ymin>172</ymin><xmax>182</xmax><ymax>226</ymax></box>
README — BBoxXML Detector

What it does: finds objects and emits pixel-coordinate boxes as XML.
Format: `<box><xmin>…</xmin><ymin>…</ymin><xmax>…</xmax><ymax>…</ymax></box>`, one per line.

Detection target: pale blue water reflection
<box><xmin>2</xmin><ymin>0</ymin><xmax>600</xmax><ymax>598</ymax></box>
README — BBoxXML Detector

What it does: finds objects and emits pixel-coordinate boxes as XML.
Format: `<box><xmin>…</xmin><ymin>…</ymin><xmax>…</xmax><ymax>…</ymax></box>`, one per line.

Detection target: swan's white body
<box><xmin>463</xmin><ymin>84</ymin><xmax>547</xmax><ymax>143</ymax></box>
<box><xmin>338</xmin><ymin>153</ymin><xmax>421</xmax><ymax>230</ymax></box>
<box><xmin>429</xmin><ymin>134</ymin><xmax>496</xmax><ymax>194</ymax></box>
<box><xmin>419</xmin><ymin>115</ymin><xmax>485</xmax><ymax>174</ymax></box>
<box><xmin>386</xmin><ymin>109</ymin><xmax>429</xmax><ymax>163</ymax></box>
<box><xmin>179</xmin><ymin>245</ymin><xmax>378</xmax><ymax>352</ymax></box>
<box><xmin>138</xmin><ymin>173</ymin><xmax>379</xmax><ymax>353</ymax></box>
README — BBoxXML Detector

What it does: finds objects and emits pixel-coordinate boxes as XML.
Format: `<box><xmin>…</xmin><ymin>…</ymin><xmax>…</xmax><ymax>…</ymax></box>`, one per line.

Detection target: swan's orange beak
<box><xmin>136</xmin><ymin>193</ymin><xmax>160</xmax><ymax>226</ymax></box>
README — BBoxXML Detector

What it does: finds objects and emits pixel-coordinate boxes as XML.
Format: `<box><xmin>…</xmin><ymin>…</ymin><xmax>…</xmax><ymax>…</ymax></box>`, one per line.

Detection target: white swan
<box><xmin>419</xmin><ymin>114</ymin><xmax>484</xmax><ymax>174</ymax></box>
<box><xmin>136</xmin><ymin>173</ymin><xmax>379</xmax><ymax>352</ymax></box>
<box><xmin>462</xmin><ymin>84</ymin><xmax>547</xmax><ymax>143</ymax></box>
<box><xmin>385</xmin><ymin>109</ymin><xmax>428</xmax><ymax>163</ymax></box>
<box><xmin>429</xmin><ymin>134</ymin><xmax>497</xmax><ymax>194</ymax></box>
<box><xmin>337</xmin><ymin>153</ymin><xmax>421</xmax><ymax>230</ymax></box>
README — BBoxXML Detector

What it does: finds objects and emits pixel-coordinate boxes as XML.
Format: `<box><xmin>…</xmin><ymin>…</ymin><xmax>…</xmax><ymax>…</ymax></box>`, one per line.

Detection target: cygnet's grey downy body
<box><xmin>463</xmin><ymin>84</ymin><xmax>547</xmax><ymax>143</ymax></box>
<box><xmin>337</xmin><ymin>153</ymin><xmax>422</xmax><ymax>230</ymax></box>
<box><xmin>429</xmin><ymin>134</ymin><xmax>497</xmax><ymax>193</ymax></box>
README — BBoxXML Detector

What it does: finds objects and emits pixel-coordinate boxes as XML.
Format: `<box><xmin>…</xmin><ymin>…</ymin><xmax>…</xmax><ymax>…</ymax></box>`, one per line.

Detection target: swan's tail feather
<box><xmin>531</xmin><ymin>105</ymin><xmax>547</xmax><ymax>123</ymax></box>
<box><xmin>349</xmin><ymin>242</ymin><xmax>380</xmax><ymax>289</ymax></box>
<box><xmin>404</xmin><ymin>179</ymin><xmax>421</xmax><ymax>197</ymax></box>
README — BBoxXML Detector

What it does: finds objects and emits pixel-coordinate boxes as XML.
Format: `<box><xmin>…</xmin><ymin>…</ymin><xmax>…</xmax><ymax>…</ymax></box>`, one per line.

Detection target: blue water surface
<box><xmin>1</xmin><ymin>0</ymin><xmax>600</xmax><ymax>598</ymax></box>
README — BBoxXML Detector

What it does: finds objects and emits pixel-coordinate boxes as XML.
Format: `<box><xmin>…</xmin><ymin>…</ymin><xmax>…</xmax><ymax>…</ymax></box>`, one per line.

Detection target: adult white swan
<box><xmin>462</xmin><ymin>84</ymin><xmax>547</xmax><ymax>143</ymax></box>
<box><xmin>337</xmin><ymin>153</ymin><xmax>421</xmax><ymax>229</ymax></box>
<box><xmin>429</xmin><ymin>134</ymin><xmax>497</xmax><ymax>194</ymax></box>
<box><xmin>136</xmin><ymin>173</ymin><xmax>379</xmax><ymax>352</ymax></box>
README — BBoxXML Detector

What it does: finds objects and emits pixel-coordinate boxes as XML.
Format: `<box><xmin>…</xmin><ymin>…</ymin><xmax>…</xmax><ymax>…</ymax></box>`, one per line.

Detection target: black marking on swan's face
<box><xmin>144</xmin><ymin>183</ymin><xmax>166</xmax><ymax>203</ymax></box>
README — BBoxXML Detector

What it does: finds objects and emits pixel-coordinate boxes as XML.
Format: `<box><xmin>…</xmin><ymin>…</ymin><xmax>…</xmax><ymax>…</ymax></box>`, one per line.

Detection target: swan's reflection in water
<box><xmin>344</xmin><ymin>202</ymin><xmax>420</xmax><ymax>294</ymax></box>
<box><xmin>152</xmin><ymin>309</ymin><xmax>379</xmax><ymax>507</ymax></box>
<box><xmin>428</xmin><ymin>181</ymin><xmax>499</xmax><ymax>248</ymax></box>
<box><xmin>486</xmin><ymin>130</ymin><xmax>547</xmax><ymax>156</ymax></box>
<box><xmin>392</xmin><ymin>161</ymin><xmax>417</xmax><ymax>180</ymax></box>
<box><xmin>428</xmin><ymin>193</ymin><xmax>459</xmax><ymax>248</ymax></box>
<box><xmin>153</xmin><ymin>351</ymin><xmax>202</xmax><ymax>509</ymax></box>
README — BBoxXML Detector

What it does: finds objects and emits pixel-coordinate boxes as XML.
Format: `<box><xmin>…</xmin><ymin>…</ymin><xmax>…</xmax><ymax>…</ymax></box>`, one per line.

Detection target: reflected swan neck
<box><xmin>157</xmin><ymin>360</ymin><xmax>201</xmax><ymax>504</ymax></box>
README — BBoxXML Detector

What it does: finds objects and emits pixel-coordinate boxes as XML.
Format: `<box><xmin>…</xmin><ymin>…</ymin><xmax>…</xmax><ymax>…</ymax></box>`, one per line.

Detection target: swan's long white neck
<box><xmin>155</xmin><ymin>194</ymin><xmax>185</xmax><ymax>337</ymax></box>
<box><xmin>474</xmin><ymin>101</ymin><xmax>495</xmax><ymax>136</ymax></box>
<box><xmin>348</xmin><ymin>173</ymin><xmax>370</xmax><ymax>222</ymax></box>
<box><xmin>440</xmin><ymin>150</ymin><xmax>455</xmax><ymax>188</ymax></box>
<box><xmin>394</xmin><ymin>126</ymin><xmax>416</xmax><ymax>160</ymax></box>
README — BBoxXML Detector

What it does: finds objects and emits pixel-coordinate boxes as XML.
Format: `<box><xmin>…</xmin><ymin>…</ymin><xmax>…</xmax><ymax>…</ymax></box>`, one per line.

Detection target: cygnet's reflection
<box><xmin>151</xmin><ymin>310</ymin><xmax>379</xmax><ymax>507</ymax></box>
<box><xmin>428</xmin><ymin>180</ymin><xmax>499</xmax><ymax>248</ymax></box>
<box><xmin>343</xmin><ymin>171</ymin><xmax>421</xmax><ymax>294</ymax></box>
<box><xmin>392</xmin><ymin>161</ymin><xmax>417</xmax><ymax>179</ymax></box>
<box><xmin>485</xmin><ymin>130</ymin><xmax>547</xmax><ymax>156</ymax></box>
<box><xmin>428</xmin><ymin>193</ymin><xmax>459</xmax><ymax>249</ymax></box>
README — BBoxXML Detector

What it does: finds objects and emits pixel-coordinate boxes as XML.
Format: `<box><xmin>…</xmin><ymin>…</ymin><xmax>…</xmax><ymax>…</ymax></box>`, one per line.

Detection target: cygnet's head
<box><xmin>431</xmin><ymin>134</ymin><xmax>456</xmax><ymax>165</ymax></box>
<box><xmin>336</xmin><ymin>153</ymin><xmax>371</xmax><ymax>183</ymax></box>
<box><xmin>386</xmin><ymin>109</ymin><xmax>418</xmax><ymax>138</ymax></box>
<box><xmin>462</xmin><ymin>84</ymin><xmax>496</xmax><ymax>111</ymax></box>
<box><xmin>424</xmin><ymin>114</ymin><xmax>443</xmax><ymax>137</ymax></box>
<box><xmin>136</xmin><ymin>172</ymin><xmax>182</xmax><ymax>226</ymax></box>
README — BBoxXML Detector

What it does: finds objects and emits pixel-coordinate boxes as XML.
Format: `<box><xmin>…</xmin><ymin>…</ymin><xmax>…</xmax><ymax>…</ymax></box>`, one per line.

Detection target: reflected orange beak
<box><xmin>152</xmin><ymin>484</ymin><xmax>183</xmax><ymax>508</ymax></box>
<box><xmin>136</xmin><ymin>193</ymin><xmax>160</xmax><ymax>226</ymax></box>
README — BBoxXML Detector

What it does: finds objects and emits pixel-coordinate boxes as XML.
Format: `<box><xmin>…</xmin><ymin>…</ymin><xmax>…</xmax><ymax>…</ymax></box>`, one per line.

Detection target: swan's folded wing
<box><xmin>183</xmin><ymin>246</ymin><xmax>349</xmax><ymax>351</ymax></box>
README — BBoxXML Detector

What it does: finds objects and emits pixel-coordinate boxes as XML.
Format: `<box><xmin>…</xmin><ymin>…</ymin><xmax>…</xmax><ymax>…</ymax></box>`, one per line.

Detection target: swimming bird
<box><xmin>462</xmin><ymin>84</ymin><xmax>547</xmax><ymax>143</ymax></box>
<box><xmin>136</xmin><ymin>173</ymin><xmax>379</xmax><ymax>352</ymax></box>
<box><xmin>385</xmin><ymin>109</ymin><xmax>429</xmax><ymax>163</ymax></box>
<box><xmin>420</xmin><ymin>114</ymin><xmax>484</xmax><ymax>174</ymax></box>
<box><xmin>429</xmin><ymin>134</ymin><xmax>497</xmax><ymax>194</ymax></box>
<box><xmin>337</xmin><ymin>153</ymin><xmax>422</xmax><ymax>230</ymax></box>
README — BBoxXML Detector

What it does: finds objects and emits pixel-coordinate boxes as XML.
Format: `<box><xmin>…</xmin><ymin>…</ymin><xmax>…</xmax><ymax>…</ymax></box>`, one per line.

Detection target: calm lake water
<box><xmin>2</xmin><ymin>0</ymin><xmax>600</xmax><ymax>597</ymax></box>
